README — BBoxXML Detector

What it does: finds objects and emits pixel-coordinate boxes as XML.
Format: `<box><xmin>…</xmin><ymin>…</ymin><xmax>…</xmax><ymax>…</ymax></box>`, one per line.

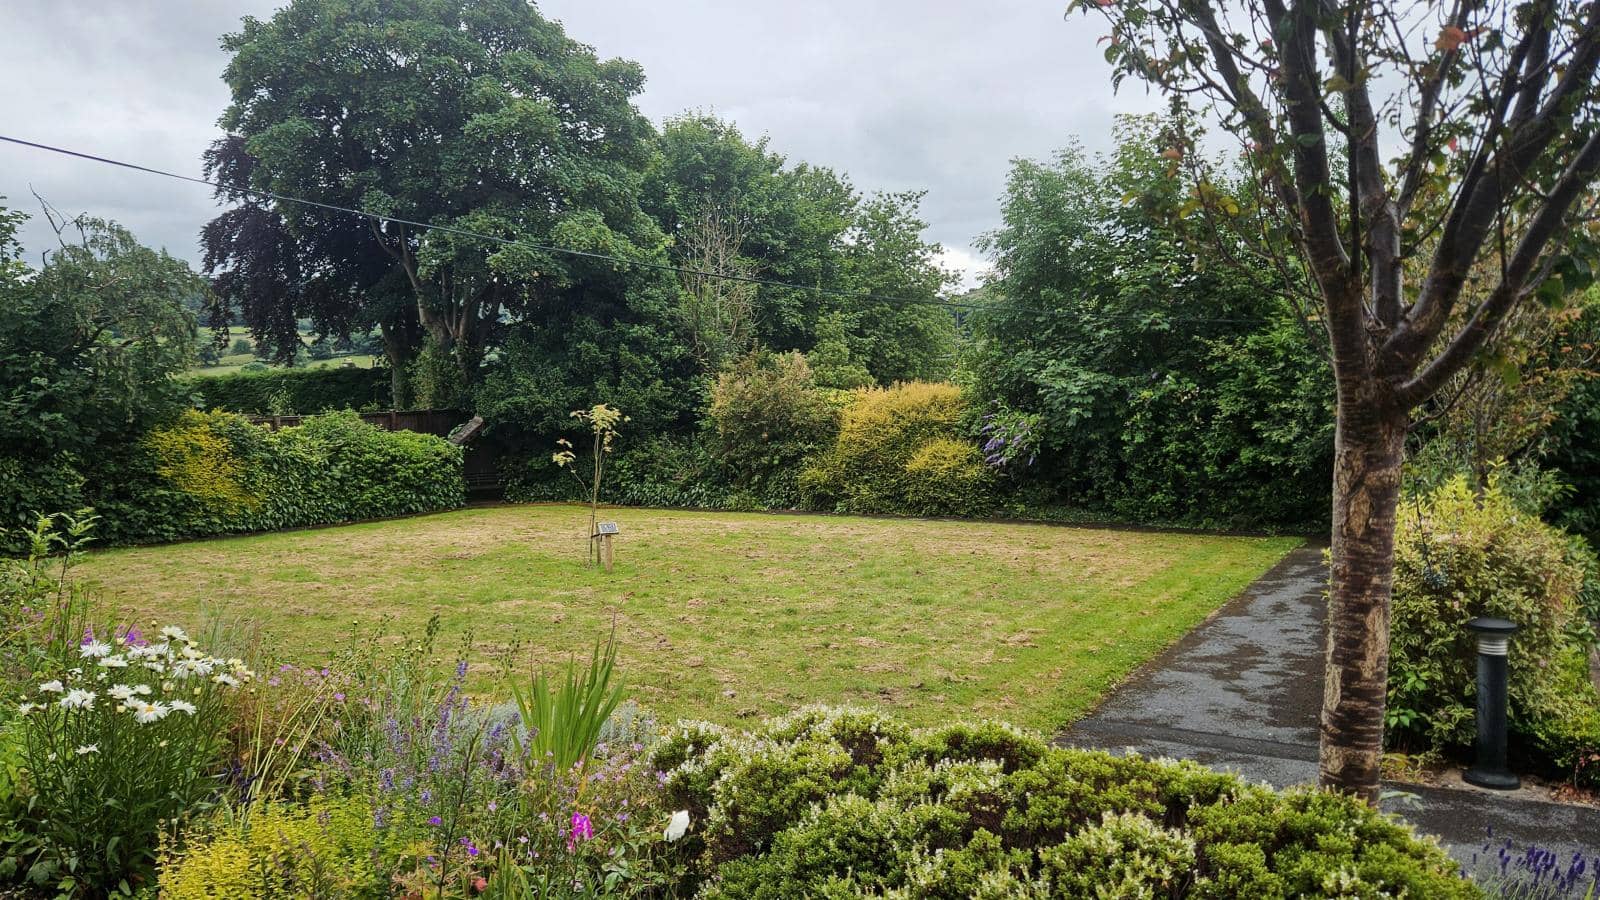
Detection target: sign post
<box><xmin>594</xmin><ymin>522</ymin><xmax>620</xmax><ymax>572</ymax></box>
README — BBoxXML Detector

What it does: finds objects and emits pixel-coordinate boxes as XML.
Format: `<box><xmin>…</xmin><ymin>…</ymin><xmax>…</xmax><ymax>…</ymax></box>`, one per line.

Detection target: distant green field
<box><xmin>79</xmin><ymin>504</ymin><xmax>1299</xmax><ymax>730</ymax></box>
<box><xmin>189</xmin><ymin>328</ymin><xmax>378</xmax><ymax>377</ymax></box>
<box><xmin>190</xmin><ymin>354</ymin><xmax>379</xmax><ymax>377</ymax></box>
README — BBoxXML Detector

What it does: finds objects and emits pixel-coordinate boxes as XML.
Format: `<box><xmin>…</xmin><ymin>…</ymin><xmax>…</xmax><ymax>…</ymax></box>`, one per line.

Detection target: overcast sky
<box><xmin>0</xmin><ymin>1</ymin><xmax>1156</xmax><ymax>287</ymax></box>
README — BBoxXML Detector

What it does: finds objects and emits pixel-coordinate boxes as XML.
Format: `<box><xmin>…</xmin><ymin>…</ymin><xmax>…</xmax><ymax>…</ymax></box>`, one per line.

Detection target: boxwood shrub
<box><xmin>88</xmin><ymin>410</ymin><xmax>464</xmax><ymax>545</ymax></box>
<box><xmin>184</xmin><ymin>367</ymin><xmax>390</xmax><ymax>415</ymax></box>
<box><xmin>652</xmin><ymin>707</ymin><xmax>1476</xmax><ymax>899</ymax></box>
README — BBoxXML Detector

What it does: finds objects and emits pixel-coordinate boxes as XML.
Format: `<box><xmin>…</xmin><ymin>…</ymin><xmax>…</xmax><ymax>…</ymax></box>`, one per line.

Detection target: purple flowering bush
<box><xmin>1470</xmin><ymin>828</ymin><xmax>1600</xmax><ymax>899</ymax></box>
<box><xmin>162</xmin><ymin>624</ymin><xmax>686</xmax><ymax>898</ymax></box>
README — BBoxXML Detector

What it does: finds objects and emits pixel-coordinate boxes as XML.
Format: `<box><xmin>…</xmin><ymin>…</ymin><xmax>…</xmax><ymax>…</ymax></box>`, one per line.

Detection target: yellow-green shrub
<box><xmin>799</xmin><ymin>382</ymin><xmax>994</xmax><ymax>517</ymax></box>
<box><xmin>144</xmin><ymin>410</ymin><xmax>261</xmax><ymax>512</ymax></box>
<box><xmin>159</xmin><ymin>797</ymin><xmax>388</xmax><ymax>899</ymax></box>
<box><xmin>901</xmin><ymin>438</ymin><xmax>994</xmax><ymax>518</ymax></box>
<box><xmin>1389</xmin><ymin>476</ymin><xmax>1600</xmax><ymax>786</ymax></box>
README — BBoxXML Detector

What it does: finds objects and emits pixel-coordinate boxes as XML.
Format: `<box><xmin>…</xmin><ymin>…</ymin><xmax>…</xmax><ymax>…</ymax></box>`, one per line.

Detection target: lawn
<box><xmin>76</xmin><ymin>504</ymin><xmax>1299</xmax><ymax>730</ymax></box>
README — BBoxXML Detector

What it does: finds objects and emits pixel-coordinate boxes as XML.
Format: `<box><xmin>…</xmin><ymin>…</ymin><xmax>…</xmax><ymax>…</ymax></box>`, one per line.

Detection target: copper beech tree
<box><xmin>1072</xmin><ymin>0</ymin><xmax>1600</xmax><ymax>801</ymax></box>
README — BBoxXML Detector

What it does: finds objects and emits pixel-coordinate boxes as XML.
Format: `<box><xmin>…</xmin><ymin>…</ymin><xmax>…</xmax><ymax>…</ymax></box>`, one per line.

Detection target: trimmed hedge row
<box><xmin>184</xmin><ymin>367</ymin><xmax>390</xmax><ymax>415</ymax></box>
<box><xmin>88</xmin><ymin>410</ymin><xmax>464</xmax><ymax>545</ymax></box>
<box><xmin>652</xmin><ymin>708</ymin><xmax>1475</xmax><ymax>898</ymax></box>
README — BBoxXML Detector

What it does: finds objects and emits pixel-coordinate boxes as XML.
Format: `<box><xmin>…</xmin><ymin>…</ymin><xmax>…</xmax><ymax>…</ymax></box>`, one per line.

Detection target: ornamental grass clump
<box><xmin>13</xmin><ymin>625</ymin><xmax>251</xmax><ymax>894</ymax></box>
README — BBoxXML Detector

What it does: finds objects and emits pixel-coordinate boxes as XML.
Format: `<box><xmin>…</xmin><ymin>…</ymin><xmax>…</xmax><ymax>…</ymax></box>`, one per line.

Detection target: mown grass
<box><xmin>76</xmin><ymin>504</ymin><xmax>1299</xmax><ymax>730</ymax></box>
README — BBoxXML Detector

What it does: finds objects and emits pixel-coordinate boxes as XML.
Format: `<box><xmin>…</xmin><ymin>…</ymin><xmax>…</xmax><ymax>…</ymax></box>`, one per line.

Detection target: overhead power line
<box><xmin>0</xmin><ymin>132</ymin><xmax>1274</xmax><ymax>325</ymax></box>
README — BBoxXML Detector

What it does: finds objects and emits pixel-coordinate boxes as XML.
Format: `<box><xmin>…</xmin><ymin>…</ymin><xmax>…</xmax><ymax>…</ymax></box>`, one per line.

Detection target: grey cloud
<box><xmin>1</xmin><ymin>0</ymin><xmax>1153</xmax><ymax>285</ymax></box>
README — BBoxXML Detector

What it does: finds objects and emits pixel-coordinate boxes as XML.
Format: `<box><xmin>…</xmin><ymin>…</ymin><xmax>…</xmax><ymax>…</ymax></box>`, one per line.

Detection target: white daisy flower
<box><xmin>212</xmin><ymin>673</ymin><xmax>240</xmax><ymax>688</ymax></box>
<box><xmin>133</xmin><ymin>684</ymin><xmax>152</xmax><ymax>696</ymax></box>
<box><xmin>98</xmin><ymin>656</ymin><xmax>129</xmax><ymax>669</ymax></box>
<box><xmin>59</xmin><ymin>689</ymin><xmax>95</xmax><ymax>710</ymax></box>
<box><xmin>160</xmin><ymin>626</ymin><xmax>189</xmax><ymax>643</ymax></box>
<box><xmin>143</xmin><ymin>661</ymin><xmax>166</xmax><ymax>673</ymax></box>
<box><xmin>79</xmin><ymin>641</ymin><xmax>112</xmax><ymax>659</ymax></box>
<box><xmin>107</xmin><ymin>685</ymin><xmax>137</xmax><ymax>701</ymax></box>
<box><xmin>38</xmin><ymin>680</ymin><xmax>64</xmax><ymax>694</ymax></box>
<box><xmin>132</xmin><ymin>701</ymin><xmax>169</xmax><ymax>724</ymax></box>
<box><xmin>168</xmin><ymin>699</ymin><xmax>197</xmax><ymax>715</ymax></box>
<box><xmin>172</xmin><ymin>659</ymin><xmax>203</xmax><ymax>679</ymax></box>
<box><xmin>17</xmin><ymin>702</ymin><xmax>40</xmax><ymax>715</ymax></box>
<box><xmin>74</xmin><ymin>744</ymin><xmax>98</xmax><ymax>755</ymax></box>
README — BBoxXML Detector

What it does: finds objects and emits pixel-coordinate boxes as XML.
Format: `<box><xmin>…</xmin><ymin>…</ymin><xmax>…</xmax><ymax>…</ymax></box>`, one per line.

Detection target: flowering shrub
<box><xmin>655</xmin><ymin>707</ymin><xmax>1476</xmax><ymax>898</ymax></box>
<box><xmin>12</xmin><ymin>625</ymin><xmax>251</xmax><ymax>894</ymax></box>
<box><xmin>262</xmin><ymin>626</ymin><xmax>688</xmax><ymax>898</ymax></box>
<box><xmin>978</xmin><ymin>404</ymin><xmax>1042</xmax><ymax>472</ymax></box>
<box><xmin>1467</xmin><ymin>828</ymin><xmax>1600</xmax><ymax>899</ymax></box>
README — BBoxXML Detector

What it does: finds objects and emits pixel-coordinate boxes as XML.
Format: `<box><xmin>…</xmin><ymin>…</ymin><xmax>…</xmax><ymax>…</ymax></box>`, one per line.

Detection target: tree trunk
<box><xmin>379</xmin><ymin>321</ymin><xmax>416</xmax><ymax>409</ymax></box>
<box><xmin>1319</xmin><ymin>386</ymin><xmax>1408</xmax><ymax>802</ymax></box>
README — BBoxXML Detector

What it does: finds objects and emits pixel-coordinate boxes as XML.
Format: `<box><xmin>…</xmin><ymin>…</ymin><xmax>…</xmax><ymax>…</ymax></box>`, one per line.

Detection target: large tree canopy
<box><xmin>0</xmin><ymin>203</ymin><xmax>201</xmax><ymax>536</ymax></box>
<box><xmin>643</xmin><ymin>114</ymin><xmax>957</xmax><ymax>383</ymax></box>
<box><xmin>971</xmin><ymin>117</ymin><xmax>1333</xmax><ymax>526</ymax></box>
<box><xmin>204</xmin><ymin>0</ymin><xmax>671</xmax><ymax>403</ymax></box>
<box><xmin>1075</xmin><ymin>0</ymin><xmax>1600</xmax><ymax>800</ymax></box>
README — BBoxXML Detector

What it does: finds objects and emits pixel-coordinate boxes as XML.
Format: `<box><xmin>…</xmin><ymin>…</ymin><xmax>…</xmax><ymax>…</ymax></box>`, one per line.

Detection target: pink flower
<box><xmin>567</xmin><ymin>812</ymin><xmax>594</xmax><ymax>852</ymax></box>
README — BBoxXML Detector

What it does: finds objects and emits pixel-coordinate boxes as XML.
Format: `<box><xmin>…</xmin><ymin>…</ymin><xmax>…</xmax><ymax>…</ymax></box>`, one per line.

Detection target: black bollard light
<box><xmin>1462</xmin><ymin>617</ymin><xmax>1520</xmax><ymax>790</ymax></box>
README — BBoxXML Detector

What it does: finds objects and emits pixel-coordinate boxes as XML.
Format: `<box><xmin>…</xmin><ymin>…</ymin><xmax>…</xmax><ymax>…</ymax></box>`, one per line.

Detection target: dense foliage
<box><xmin>1388</xmin><ymin>478</ymin><xmax>1600</xmax><ymax>788</ymax></box>
<box><xmin>643</xmin><ymin>115</ymin><xmax>957</xmax><ymax>384</ymax></box>
<box><xmin>967</xmin><ymin>121</ymin><xmax>1333</xmax><ymax>529</ymax></box>
<box><xmin>89</xmin><ymin>410</ymin><xmax>464</xmax><ymax>546</ymax></box>
<box><xmin>185</xmin><ymin>366</ymin><xmax>391</xmax><ymax>415</ymax></box>
<box><xmin>706</xmin><ymin>353</ymin><xmax>839</xmax><ymax>507</ymax></box>
<box><xmin>1547</xmin><ymin>374</ymin><xmax>1600</xmax><ymax>542</ymax></box>
<box><xmin>652</xmin><ymin>708</ymin><xmax>1475</xmax><ymax>898</ymax></box>
<box><xmin>800</xmin><ymin>382</ymin><xmax>994</xmax><ymax>518</ymax></box>
<box><xmin>0</xmin><ymin>212</ymin><xmax>203</xmax><ymax>542</ymax></box>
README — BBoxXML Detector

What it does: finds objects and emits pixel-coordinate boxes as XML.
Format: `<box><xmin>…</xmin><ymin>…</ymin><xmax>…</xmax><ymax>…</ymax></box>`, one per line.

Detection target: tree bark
<box><xmin>1320</xmin><ymin>381</ymin><xmax>1408</xmax><ymax>802</ymax></box>
<box><xmin>379</xmin><ymin>321</ymin><xmax>415</xmax><ymax>409</ymax></box>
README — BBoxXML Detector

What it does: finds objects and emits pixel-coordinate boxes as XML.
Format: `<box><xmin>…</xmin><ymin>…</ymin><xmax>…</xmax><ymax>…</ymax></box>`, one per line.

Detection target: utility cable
<box><xmin>0</xmin><ymin>133</ymin><xmax>1277</xmax><ymax>324</ymax></box>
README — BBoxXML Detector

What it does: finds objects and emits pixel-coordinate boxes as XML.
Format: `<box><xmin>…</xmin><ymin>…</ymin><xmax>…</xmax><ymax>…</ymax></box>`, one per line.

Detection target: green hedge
<box><xmin>184</xmin><ymin>367</ymin><xmax>390</xmax><ymax>415</ymax></box>
<box><xmin>87</xmin><ymin>410</ymin><xmax>464</xmax><ymax>545</ymax></box>
<box><xmin>652</xmin><ymin>708</ymin><xmax>1475</xmax><ymax>898</ymax></box>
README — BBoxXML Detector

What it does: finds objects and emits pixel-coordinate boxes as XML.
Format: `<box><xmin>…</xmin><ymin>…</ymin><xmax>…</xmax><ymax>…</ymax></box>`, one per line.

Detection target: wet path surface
<box><xmin>1057</xmin><ymin>542</ymin><xmax>1600</xmax><ymax>868</ymax></box>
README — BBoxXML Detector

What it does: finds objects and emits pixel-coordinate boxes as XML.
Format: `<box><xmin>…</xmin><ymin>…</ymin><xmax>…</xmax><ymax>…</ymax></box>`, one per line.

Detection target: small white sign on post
<box><xmin>595</xmin><ymin>522</ymin><xmax>620</xmax><ymax>570</ymax></box>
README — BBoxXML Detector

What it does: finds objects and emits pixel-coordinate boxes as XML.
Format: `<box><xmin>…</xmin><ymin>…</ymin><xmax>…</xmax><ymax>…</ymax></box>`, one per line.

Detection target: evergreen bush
<box><xmin>655</xmin><ymin>707</ymin><xmax>1476</xmax><ymax>899</ymax></box>
<box><xmin>1388</xmin><ymin>476</ymin><xmax>1600</xmax><ymax>787</ymax></box>
<box><xmin>184</xmin><ymin>367</ymin><xmax>391</xmax><ymax>415</ymax></box>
